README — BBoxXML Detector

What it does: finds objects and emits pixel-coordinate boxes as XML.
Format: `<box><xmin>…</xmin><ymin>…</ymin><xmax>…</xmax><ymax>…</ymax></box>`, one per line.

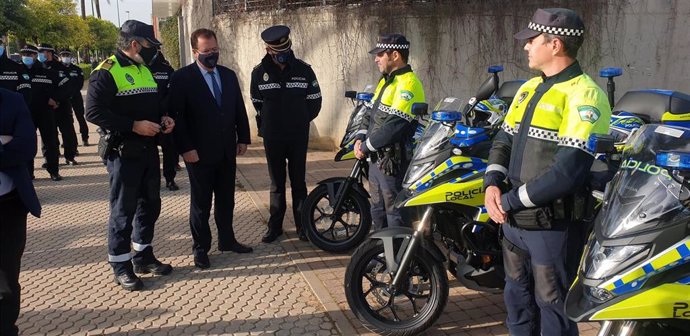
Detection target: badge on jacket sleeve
<box><xmin>22</xmin><ymin>74</ymin><xmax>30</xmax><ymax>80</ymax></box>
<box><xmin>263</xmin><ymin>73</ymin><xmax>269</xmax><ymax>81</ymax></box>
<box><xmin>578</xmin><ymin>105</ymin><xmax>601</xmax><ymax>124</ymax></box>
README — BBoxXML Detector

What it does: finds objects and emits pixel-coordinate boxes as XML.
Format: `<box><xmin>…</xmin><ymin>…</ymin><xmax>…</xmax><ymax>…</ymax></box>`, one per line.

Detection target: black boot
<box><xmin>262</xmin><ymin>227</ymin><xmax>284</xmax><ymax>243</ymax></box>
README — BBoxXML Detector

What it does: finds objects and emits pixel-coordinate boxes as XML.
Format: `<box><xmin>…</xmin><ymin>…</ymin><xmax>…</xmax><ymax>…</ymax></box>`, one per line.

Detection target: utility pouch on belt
<box><xmin>97</xmin><ymin>128</ymin><xmax>120</xmax><ymax>160</ymax></box>
<box><xmin>511</xmin><ymin>206</ymin><xmax>554</xmax><ymax>230</ymax></box>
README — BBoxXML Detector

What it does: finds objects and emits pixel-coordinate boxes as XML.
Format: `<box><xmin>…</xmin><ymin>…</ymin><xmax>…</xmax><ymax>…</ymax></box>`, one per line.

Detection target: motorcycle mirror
<box><xmin>411</xmin><ymin>102</ymin><xmax>429</xmax><ymax>116</ymax></box>
<box><xmin>474</xmin><ymin>75</ymin><xmax>498</xmax><ymax>103</ymax></box>
<box><xmin>344</xmin><ymin>91</ymin><xmax>357</xmax><ymax>99</ymax></box>
<box><xmin>586</xmin><ymin>134</ymin><xmax>616</xmax><ymax>154</ymax></box>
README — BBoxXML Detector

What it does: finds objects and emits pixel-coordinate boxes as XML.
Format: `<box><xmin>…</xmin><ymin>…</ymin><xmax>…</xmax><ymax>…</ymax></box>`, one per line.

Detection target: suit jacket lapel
<box><xmin>191</xmin><ymin>63</ymin><xmax>218</xmax><ymax>107</ymax></box>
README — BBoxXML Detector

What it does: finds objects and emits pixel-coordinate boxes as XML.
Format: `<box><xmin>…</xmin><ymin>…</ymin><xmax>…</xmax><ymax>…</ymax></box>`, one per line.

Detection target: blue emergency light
<box><xmin>356</xmin><ymin>92</ymin><xmax>374</xmax><ymax>101</ymax></box>
<box><xmin>656</xmin><ymin>151</ymin><xmax>690</xmax><ymax>171</ymax></box>
<box><xmin>487</xmin><ymin>65</ymin><xmax>504</xmax><ymax>74</ymax></box>
<box><xmin>432</xmin><ymin>111</ymin><xmax>463</xmax><ymax>122</ymax></box>
<box><xmin>599</xmin><ymin>67</ymin><xmax>623</xmax><ymax>78</ymax></box>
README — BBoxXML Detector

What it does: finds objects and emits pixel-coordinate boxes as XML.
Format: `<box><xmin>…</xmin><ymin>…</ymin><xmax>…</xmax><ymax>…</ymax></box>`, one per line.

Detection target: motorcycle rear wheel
<box><xmin>344</xmin><ymin>239</ymin><xmax>448</xmax><ymax>336</ymax></box>
<box><xmin>302</xmin><ymin>184</ymin><xmax>371</xmax><ymax>253</ymax></box>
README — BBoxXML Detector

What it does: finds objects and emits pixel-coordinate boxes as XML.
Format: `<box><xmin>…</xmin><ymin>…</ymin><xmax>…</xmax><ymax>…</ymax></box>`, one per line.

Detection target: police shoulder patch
<box><xmin>125</xmin><ymin>73</ymin><xmax>135</xmax><ymax>85</ymax></box>
<box><xmin>312</xmin><ymin>80</ymin><xmax>319</xmax><ymax>88</ymax></box>
<box><xmin>400</xmin><ymin>90</ymin><xmax>414</xmax><ymax>101</ymax></box>
<box><xmin>577</xmin><ymin>105</ymin><xmax>601</xmax><ymax>124</ymax></box>
<box><xmin>263</xmin><ymin>73</ymin><xmax>269</xmax><ymax>82</ymax></box>
<box><xmin>22</xmin><ymin>74</ymin><xmax>30</xmax><ymax>80</ymax></box>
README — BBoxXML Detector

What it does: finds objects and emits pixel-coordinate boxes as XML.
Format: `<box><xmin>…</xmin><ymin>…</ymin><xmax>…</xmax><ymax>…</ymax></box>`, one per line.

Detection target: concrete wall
<box><xmin>179</xmin><ymin>0</ymin><xmax>690</xmax><ymax>149</ymax></box>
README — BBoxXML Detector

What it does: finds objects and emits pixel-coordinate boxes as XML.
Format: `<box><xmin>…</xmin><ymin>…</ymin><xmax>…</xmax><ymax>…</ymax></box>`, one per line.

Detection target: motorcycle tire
<box><xmin>344</xmin><ymin>239</ymin><xmax>448</xmax><ymax>336</ymax></box>
<box><xmin>302</xmin><ymin>184</ymin><xmax>371</xmax><ymax>253</ymax></box>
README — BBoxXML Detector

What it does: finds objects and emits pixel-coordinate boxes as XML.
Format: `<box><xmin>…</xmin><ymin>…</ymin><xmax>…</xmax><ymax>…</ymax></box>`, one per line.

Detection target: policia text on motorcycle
<box><xmin>483</xmin><ymin>8</ymin><xmax>612</xmax><ymax>336</ymax></box>
<box><xmin>354</xmin><ymin>33</ymin><xmax>425</xmax><ymax>229</ymax></box>
<box><xmin>85</xmin><ymin>20</ymin><xmax>176</xmax><ymax>291</ymax></box>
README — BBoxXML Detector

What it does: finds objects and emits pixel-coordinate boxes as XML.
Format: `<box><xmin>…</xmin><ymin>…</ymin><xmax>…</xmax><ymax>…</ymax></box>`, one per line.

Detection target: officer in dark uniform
<box><xmin>0</xmin><ymin>34</ymin><xmax>32</xmax><ymax>106</ymax></box>
<box><xmin>484</xmin><ymin>8</ymin><xmax>611</xmax><ymax>336</ymax></box>
<box><xmin>38</xmin><ymin>43</ymin><xmax>79</xmax><ymax>165</ymax></box>
<box><xmin>60</xmin><ymin>48</ymin><xmax>90</xmax><ymax>147</ymax></box>
<box><xmin>147</xmin><ymin>47</ymin><xmax>179</xmax><ymax>191</ymax></box>
<box><xmin>20</xmin><ymin>44</ymin><xmax>66</xmax><ymax>181</ymax></box>
<box><xmin>86</xmin><ymin>20</ymin><xmax>175</xmax><ymax>291</ymax></box>
<box><xmin>354</xmin><ymin>34</ymin><xmax>425</xmax><ymax>230</ymax></box>
<box><xmin>250</xmin><ymin>25</ymin><xmax>322</xmax><ymax>243</ymax></box>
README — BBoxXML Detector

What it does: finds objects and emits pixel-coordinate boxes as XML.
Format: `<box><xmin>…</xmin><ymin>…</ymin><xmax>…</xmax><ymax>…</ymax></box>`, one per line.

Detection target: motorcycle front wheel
<box><xmin>344</xmin><ymin>239</ymin><xmax>448</xmax><ymax>336</ymax></box>
<box><xmin>302</xmin><ymin>184</ymin><xmax>371</xmax><ymax>253</ymax></box>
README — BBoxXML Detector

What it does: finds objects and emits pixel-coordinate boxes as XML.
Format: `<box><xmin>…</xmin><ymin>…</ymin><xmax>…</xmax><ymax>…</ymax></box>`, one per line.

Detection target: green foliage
<box><xmin>85</xmin><ymin>16</ymin><xmax>118</xmax><ymax>53</ymax></box>
<box><xmin>159</xmin><ymin>16</ymin><xmax>180</xmax><ymax>69</ymax></box>
<box><xmin>78</xmin><ymin>63</ymin><xmax>92</xmax><ymax>79</ymax></box>
<box><xmin>21</xmin><ymin>0</ymin><xmax>90</xmax><ymax>48</ymax></box>
<box><xmin>0</xmin><ymin>0</ymin><xmax>29</xmax><ymax>35</ymax></box>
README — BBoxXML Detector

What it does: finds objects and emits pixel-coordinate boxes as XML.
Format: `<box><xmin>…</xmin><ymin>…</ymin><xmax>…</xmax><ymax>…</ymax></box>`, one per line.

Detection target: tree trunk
<box><xmin>80</xmin><ymin>0</ymin><xmax>86</xmax><ymax>18</ymax></box>
<box><xmin>95</xmin><ymin>0</ymin><xmax>101</xmax><ymax>18</ymax></box>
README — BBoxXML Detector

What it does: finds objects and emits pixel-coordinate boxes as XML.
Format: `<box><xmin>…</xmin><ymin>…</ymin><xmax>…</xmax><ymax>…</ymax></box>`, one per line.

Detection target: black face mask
<box><xmin>139</xmin><ymin>46</ymin><xmax>157</xmax><ymax>65</ymax></box>
<box><xmin>198</xmin><ymin>52</ymin><xmax>219</xmax><ymax>68</ymax></box>
<box><xmin>147</xmin><ymin>51</ymin><xmax>160</xmax><ymax>66</ymax></box>
<box><xmin>272</xmin><ymin>50</ymin><xmax>292</xmax><ymax>65</ymax></box>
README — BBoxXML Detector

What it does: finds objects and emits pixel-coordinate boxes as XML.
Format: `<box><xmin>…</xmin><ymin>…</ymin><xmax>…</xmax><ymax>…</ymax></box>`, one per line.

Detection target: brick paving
<box><xmin>16</xmin><ymin>122</ymin><xmax>600</xmax><ymax>335</ymax></box>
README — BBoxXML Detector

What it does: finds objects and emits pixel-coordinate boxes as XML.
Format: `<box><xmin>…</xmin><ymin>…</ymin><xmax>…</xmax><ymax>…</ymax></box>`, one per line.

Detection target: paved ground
<box><xmin>17</xmin><ymin>125</ymin><xmax>600</xmax><ymax>335</ymax></box>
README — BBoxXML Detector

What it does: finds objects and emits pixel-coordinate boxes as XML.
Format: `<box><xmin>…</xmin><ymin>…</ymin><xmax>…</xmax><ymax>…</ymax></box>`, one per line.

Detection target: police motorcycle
<box><xmin>301</xmin><ymin>85</ymin><xmax>376</xmax><ymax>253</ymax></box>
<box><xmin>343</xmin><ymin>66</ymin><xmax>525</xmax><ymax>335</ymax></box>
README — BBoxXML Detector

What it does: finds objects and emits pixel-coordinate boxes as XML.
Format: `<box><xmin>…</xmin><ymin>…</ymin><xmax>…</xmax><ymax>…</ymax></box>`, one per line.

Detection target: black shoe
<box><xmin>65</xmin><ymin>159</ymin><xmax>79</xmax><ymax>166</ymax></box>
<box><xmin>83</xmin><ymin>139</ymin><xmax>90</xmax><ymax>146</ymax></box>
<box><xmin>297</xmin><ymin>230</ymin><xmax>308</xmax><ymax>242</ymax></box>
<box><xmin>50</xmin><ymin>173</ymin><xmax>63</xmax><ymax>181</ymax></box>
<box><xmin>75</xmin><ymin>150</ymin><xmax>80</xmax><ymax>156</ymax></box>
<box><xmin>219</xmin><ymin>242</ymin><xmax>253</xmax><ymax>254</ymax></box>
<box><xmin>133</xmin><ymin>259</ymin><xmax>173</xmax><ymax>275</ymax></box>
<box><xmin>41</xmin><ymin>163</ymin><xmax>48</xmax><ymax>169</ymax></box>
<box><xmin>114</xmin><ymin>271</ymin><xmax>143</xmax><ymax>291</ymax></box>
<box><xmin>194</xmin><ymin>253</ymin><xmax>210</xmax><ymax>269</ymax></box>
<box><xmin>262</xmin><ymin>228</ymin><xmax>283</xmax><ymax>243</ymax></box>
<box><xmin>166</xmin><ymin>181</ymin><xmax>179</xmax><ymax>191</ymax></box>
<box><xmin>175</xmin><ymin>164</ymin><xmax>182</xmax><ymax>171</ymax></box>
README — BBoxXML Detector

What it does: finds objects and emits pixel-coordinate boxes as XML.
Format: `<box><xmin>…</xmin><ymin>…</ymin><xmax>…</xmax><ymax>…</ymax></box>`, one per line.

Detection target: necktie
<box><xmin>208</xmin><ymin>71</ymin><xmax>222</xmax><ymax>107</ymax></box>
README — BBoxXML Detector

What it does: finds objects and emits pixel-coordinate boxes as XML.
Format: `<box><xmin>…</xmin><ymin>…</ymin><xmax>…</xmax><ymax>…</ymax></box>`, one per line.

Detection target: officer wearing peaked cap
<box><xmin>354</xmin><ymin>33</ymin><xmax>425</xmax><ymax>230</ymax></box>
<box><xmin>20</xmin><ymin>44</ymin><xmax>69</xmax><ymax>181</ymax></box>
<box><xmin>38</xmin><ymin>43</ymin><xmax>79</xmax><ymax>165</ymax></box>
<box><xmin>484</xmin><ymin>8</ymin><xmax>611</xmax><ymax>336</ymax></box>
<box><xmin>86</xmin><ymin>20</ymin><xmax>175</xmax><ymax>291</ymax></box>
<box><xmin>250</xmin><ymin>25</ymin><xmax>322</xmax><ymax>243</ymax></box>
<box><xmin>59</xmin><ymin>48</ymin><xmax>90</xmax><ymax>147</ymax></box>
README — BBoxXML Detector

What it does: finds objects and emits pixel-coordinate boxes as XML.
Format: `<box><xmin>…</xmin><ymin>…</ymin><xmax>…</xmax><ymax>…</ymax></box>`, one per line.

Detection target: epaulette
<box><xmin>296</xmin><ymin>59</ymin><xmax>312</xmax><ymax>67</ymax></box>
<box><xmin>161</xmin><ymin>59</ymin><xmax>171</xmax><ymax>67</ymax></box>
<box><xmin>252</xmin><ymin>63</ymin><xmax>262</xmax><ymax>70</ymax></box>
<box><xmin>100</xmin><ymin>59</ymin><xmax>115</xmax><ymax>71</ymax></box>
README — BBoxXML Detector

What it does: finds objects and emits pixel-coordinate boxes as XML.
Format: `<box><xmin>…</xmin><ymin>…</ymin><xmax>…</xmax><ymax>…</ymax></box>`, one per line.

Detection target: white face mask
<box><xmin>62</xmin><ymin>57</ymin><xmax>71</xmax><ymax>64</ymax></box>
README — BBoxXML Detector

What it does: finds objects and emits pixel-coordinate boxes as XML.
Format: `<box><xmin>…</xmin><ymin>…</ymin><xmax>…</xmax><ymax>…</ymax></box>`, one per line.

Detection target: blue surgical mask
<box><xmin>0</xmin><ymin>46</ymin><xmax>5</xmax><ymax>56</ymax></box>
<box><xmin>22</xmin><ymin>56</ymin><xmax>34</xmax><ymax>66</ymax></box>
<box><xmin>37</xmin><ymin>53</ymin><xmax>47</xmax><ymax>63</ymax></box>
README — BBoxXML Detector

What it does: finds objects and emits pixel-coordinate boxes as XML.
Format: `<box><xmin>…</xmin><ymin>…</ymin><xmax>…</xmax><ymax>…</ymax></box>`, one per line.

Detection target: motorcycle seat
<box><xmin>613</xmin><ymin>90</ymin><xmax>690</xmax><ymax>123</ymax></box>
<box><xmin>495</xmin><ymin>80</ymin><xmax>526</xmax><ymax>106</ymax></box>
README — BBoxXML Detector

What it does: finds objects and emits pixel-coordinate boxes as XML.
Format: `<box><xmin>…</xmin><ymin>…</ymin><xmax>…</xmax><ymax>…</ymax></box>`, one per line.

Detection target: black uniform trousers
<box><xmin>263</xmin><ymin>136</ymin><xmax>308</xmax><ymax>232</ymax></box>
<box><xmin>185</xmin><ymin>153</ymin><xmax>239</xmax><ymax>256</ymax></box>
<box><xmin>502</xmin><ymin>221</ymin><xmax>578</xmax><ymax>336</ymax></box>
<box><xmin>71</xmin><ymin>94</ymin><xmax>89</xmax><ymax>143</ymax></box>
<box><xmin>0</xmin><ymin>190</ymin><xmax>28</xmax><ymax>336</ymax></box>
<box><xmin>105</xmin><ymin>148</ymin><xmax>161</xmax><ymax>275</ymax></box>
<box><xmin>160</xmin><ymin>134</ymin><xmax>178</xmax><ymax>182</ymax></box>
<box><xmin>29</xmin><ymin>109</ymin><xmax>60</xmax><ymax>175</ymax></box>
<box><xmin>55</xmin><ymin>102</ymin><xmax>78</xmax><ymax>160</ymax></box>
<box><xmin>368</xmin><ymin>162</ymin><xmax>406</xmax><ymax>230</ymax></box>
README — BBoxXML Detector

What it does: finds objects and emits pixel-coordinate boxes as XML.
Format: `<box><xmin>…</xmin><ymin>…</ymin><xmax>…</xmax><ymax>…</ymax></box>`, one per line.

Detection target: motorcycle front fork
<box><xmin>598</xmin><ymin>320</ymin><xmax>637</xmax><ymax>336</ymax></box>
<box><xmin>330</xmin><ymin>159</ymin><xmax>364</xmax><ymax>217</ymax></box>
<box><xmin>386</xmin><ymin>206</ymin><xmax>434</xmax><ymax>290</ymax></box>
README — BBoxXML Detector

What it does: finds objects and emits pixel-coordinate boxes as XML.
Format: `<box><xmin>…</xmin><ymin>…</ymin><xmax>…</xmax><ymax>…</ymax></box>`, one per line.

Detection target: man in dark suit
<box><xmin>0</xmin><ymin>87</ymin><xmax>41</xmax><ymax>336</ymax></box>
<box><xmin>171</xmin><ymin>28</ymin><xmax>253</xmax><ymax>269</ymax></box>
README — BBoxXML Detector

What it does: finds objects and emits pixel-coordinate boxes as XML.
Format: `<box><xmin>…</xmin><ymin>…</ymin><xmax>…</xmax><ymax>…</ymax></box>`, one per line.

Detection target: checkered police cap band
<box><xmin>21</xmin><ymin>47</ymin><xmax>38</xmax><ymax>53</ymax></box>
<box><xmin>528</xmin><ymin>21</ymin><xmax>584</xmax><ymax>36</ymax></box>
<box><xmin>375</xmin><ymin>43</ymin><xmax>410</xmax><ymax>50</ymax></box>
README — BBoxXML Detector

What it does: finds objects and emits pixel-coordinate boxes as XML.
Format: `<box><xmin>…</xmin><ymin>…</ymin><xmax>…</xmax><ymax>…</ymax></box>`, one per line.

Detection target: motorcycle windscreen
<box><xmin>340</xmin><ymin>104</ymin><xmax>371</xmax><ymax>148</ymax></box>
<box><xmin>599</xmin><ymin>124</ymin><xmax>690</xmax><ymax>238</ymax></box>
<box><xmin>402</xmin><ymin>97</ymin><xmax>462</xmax><ymax>187</ymax></box>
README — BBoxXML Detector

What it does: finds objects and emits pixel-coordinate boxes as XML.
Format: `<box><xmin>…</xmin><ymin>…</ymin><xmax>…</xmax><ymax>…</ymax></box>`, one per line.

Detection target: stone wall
<box><xmin>179</xmin><ymin>0</ymin><xmax>690</xmax><ymax>149</ymax></box>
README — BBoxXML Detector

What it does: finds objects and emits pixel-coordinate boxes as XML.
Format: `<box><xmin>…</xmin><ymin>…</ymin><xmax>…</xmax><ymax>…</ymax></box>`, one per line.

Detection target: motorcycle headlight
<box><xmin>405</xmin><ymin>162</ymin><xmax>434</xmax><ymax>186</ymax></box>
<box><xmin>584</xmin><ymin>240</ymin><xmax>649</xmax><ymax>280</ymax></box>
<box><xmin>587</xmin><ymin>286</ymin><xmax>614</xmax><ymax>302</ymax></box>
